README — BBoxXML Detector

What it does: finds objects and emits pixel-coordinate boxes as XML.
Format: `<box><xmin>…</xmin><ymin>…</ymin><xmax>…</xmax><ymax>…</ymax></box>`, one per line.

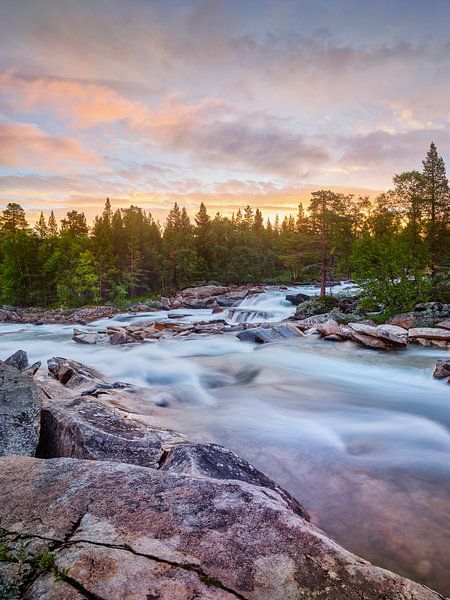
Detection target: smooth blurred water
<box><xmin>0</xmin><ymin>284</ymin><xmax>449</xmax><ymax>594</ymax></box>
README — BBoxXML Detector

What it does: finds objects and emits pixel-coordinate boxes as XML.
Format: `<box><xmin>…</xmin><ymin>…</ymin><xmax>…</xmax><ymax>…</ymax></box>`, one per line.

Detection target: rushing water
<box><xmin>0</xmin><ymin>284</ymin><xmax>449</xmax><ymax>594</ymax></box>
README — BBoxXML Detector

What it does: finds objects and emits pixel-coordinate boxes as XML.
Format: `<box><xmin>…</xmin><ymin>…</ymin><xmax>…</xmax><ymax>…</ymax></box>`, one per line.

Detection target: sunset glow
<box><xmin>1</xmin><ymin>0</ymin><xmax>450</xmax><ymax>221</ymax></box>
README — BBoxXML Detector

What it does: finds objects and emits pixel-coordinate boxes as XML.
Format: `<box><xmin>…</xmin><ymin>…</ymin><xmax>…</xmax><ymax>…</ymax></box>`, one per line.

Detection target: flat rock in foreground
<box><xmin>37</xmin><ymin>395</ymin><xmax>184</xmax><ymax>467</ymax></box>
<box><xmin>0</xmin><ymin>364</ymin><xmax>41</xmax><ymax>456</ymax></box>
<box><xmin>0</xmin><ymin>456</ymin><xmax>443</xmax><ymax>600</ymax></box>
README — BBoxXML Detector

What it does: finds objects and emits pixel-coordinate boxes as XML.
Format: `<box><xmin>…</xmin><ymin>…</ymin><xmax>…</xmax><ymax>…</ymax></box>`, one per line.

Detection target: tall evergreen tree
<box><xmin>422</xmin><ymin>142</ymin><xmax>449</xmax><ymax>274</ymax></box>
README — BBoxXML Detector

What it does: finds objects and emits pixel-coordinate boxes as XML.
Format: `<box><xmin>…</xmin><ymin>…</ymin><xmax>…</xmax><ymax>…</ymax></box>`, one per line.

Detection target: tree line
<box><xmin>0</xmin><ymin>143</ymin><xmax>449</xmax><ymax>313</ymax></box>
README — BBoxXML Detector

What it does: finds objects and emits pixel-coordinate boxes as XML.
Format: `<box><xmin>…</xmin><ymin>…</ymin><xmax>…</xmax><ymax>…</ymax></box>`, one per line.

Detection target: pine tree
<box><xmin>35</xmin><ymin>212</ymin><xmax>49</xmax><ymax>238</ymax></box>
<box><xmin>1</xmin><ymin>203</ymin><xmax>28</xmax><ymax>232</ymax></box>
<box><xmin>48</xmin><ymin>211</ymin><xmax>58</xmax><ymax>236</ymax></box>
<box><xmin>61</xmin><ymin>211</ymin><xmax>89</xmax><ymax>236</ymax></box>
<box><xmin>422</xmin><ymin>142</ymin><xmax>449</xmax><ymax>274</ymax></box>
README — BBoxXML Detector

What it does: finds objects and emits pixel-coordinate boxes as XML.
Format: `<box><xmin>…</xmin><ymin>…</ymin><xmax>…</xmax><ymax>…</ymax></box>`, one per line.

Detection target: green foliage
<box><xmin>0</xmin><ymin>525</ymin><xmax>67</xmax><ymax>598</ymax></box>
<box><xmin>0</xmin><ymin>142</ymin><xmax>449</xmax><ymax>308</ymax></box>
<box><xmin>351</xmin><ymin>234</ymin><xmax>432</xmax><ymax>314</ymax></box>
<box><xmin>296</xmin><ymin>295</ymin><xmax>339</xmax><ymax>318</ymax></box>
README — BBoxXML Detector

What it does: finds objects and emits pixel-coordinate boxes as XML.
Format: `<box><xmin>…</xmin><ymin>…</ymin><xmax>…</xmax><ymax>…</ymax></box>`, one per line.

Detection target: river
<box><xmin>0</xmin><ymin>283</ymin><xmax>449</xmax><ymax>595</ymax></box>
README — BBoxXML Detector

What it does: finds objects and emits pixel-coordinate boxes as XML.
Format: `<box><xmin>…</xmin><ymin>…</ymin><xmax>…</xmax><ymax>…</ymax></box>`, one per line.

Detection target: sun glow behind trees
<box><xmin>0</xmin><ymin>144</ymin><xmax>448</xmax><ymax>311</ymax></box>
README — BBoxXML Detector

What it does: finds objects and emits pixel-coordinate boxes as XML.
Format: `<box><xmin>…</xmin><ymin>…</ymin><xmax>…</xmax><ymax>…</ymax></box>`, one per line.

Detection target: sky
<box><xmin>1</xmin><ymin>0</ymin><xmax>450</xmax><ymax>223</ymax></box>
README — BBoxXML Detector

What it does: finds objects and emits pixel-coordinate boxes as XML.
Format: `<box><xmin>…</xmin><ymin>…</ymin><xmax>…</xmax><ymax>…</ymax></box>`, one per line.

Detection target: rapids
<box><xmin>0</xmin><ymin>283</ymin><xmax>449</xmax><ymax>594</ymax></box>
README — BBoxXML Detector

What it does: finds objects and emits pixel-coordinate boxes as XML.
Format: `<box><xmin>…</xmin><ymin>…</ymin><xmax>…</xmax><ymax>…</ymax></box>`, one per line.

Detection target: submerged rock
<box><xmin>0</xmin><ymin>363</ymin><xmax>41</xmax><ymax>456</ymax></box>
<box><xmin>285</xmin><ymin>292</ymin><xmax>311</xmax><ymax>305</ymax></box>
<box><xmin>0</xmin><ymin>456</ymin><xmax>442</xmax><ymax>600</ymax></box>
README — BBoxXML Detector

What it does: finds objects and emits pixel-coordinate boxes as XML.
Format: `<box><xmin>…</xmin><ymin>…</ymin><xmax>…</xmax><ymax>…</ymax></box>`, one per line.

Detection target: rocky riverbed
<box><xmin>1</xmin><ymin>282</ymin><xmax>450</xmax><ymax>597</ymax></box>
<box><xmin>0</xmin><ymin>352</ymin><xmax>446</xmax><ymax>599</ymax></box>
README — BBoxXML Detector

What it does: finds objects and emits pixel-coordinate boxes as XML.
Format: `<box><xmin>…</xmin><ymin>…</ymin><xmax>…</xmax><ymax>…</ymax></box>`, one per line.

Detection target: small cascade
<box><xmin>225</xmin><ymin>291</ymin><xmax>295</xmax><ymax>324</ymax></box>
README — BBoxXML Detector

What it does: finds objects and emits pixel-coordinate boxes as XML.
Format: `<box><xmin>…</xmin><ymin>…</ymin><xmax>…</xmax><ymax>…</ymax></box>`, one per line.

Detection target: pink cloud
<box><xmin>0</xmin><ymin>70</ymin><xmax>149</xmax><ymax>128</ymax></box>
<box><xmin>0</xmin><ymin>122</ymin><xmax>103</xmax><ymax>172</ymax></box>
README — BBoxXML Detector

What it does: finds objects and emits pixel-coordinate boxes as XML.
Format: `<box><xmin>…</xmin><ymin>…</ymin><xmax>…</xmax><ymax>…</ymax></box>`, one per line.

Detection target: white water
<box><xmin>0</xmin><ymin>283</ymin><xmax>449</xmax><ymax>594</ymax></box>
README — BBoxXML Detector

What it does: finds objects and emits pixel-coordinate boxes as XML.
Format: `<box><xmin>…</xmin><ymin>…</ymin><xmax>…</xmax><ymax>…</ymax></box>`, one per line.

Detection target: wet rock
<box><xmin>348</xmin><ymin>323</ymin><xmax>407</xmax><ymax>349</ymax></box>
<box><xmin>37</xmin><ymin>396</ymin><xmax>183</xmax><ymax>467</ymax></box>
<box><xmin>271</xmin><ymin>323</ymin><xmax>304</xmax><ymax>338</ymax></box>
<box><xmin>47</xmin><ymin>357</ymin><xmax>105</xmax><ymax>389</ymax></box>
<box><xmin>295</xmin><ymin>313</ymin><xmax>338</xmax><ymax>330</ymax></box>
<box><xmin>237</xmin><ymin>324</ymin><xmax>302</xmax><ymax>344</ymax></box>
<box><xmin>0</xmin><ymin>364</ymin><xmax>41</xmax><ymax>456</ymax></box>
<box><xmin>433</xmin><ymin>359</ymin><xmax>450</xmax><ymax>379</ymax></box>
<box><xmin>408</xmin><ymin>327</ymin><xmax>450</xmax><ymax>341</ymax></box>
<box><xmin>161</xmin><ymin>442</ymin><xmax>308</xmax><ymax>519</ymax></box>
<box><xmin>182</xmin><ymin>296</ymin><xmax>219</xmax><ymax>309</ymax></box>
<box><xmin>216</xmin><ymin>291</ymin><xmax>248</xmax><ymax>307</ymax></box>
<box><xmin>4</xmin><ymin>349</ymin><xmax>28</xmax><ymax>371</ymax></box>
<box><xmin>317</xmin><ymin>318</ymin><xmax>344</xmax><ymax>339</ymax></box>
<box><xmin>23</xmin><ymin>361</ymin><xmax>42</xmax><ymax>377</ymax></box>
<box><xmin>285</xmin><ymin>292</ymin><xmax>311</xmax><ymax>305</ymax></box>
<box><xmin>0</xmin><ymin>456</ymin><xmax>442</xmax><ymax>600</ymax></box>
<box><xmin>109</xmin><ymin>328</ymin><xmax>135</xmax><ymax>345</ymax></box>
<box><xmin>72</xmin><ymin>328</ymin><xmax>108</xmax><ymax>344</ymax></box>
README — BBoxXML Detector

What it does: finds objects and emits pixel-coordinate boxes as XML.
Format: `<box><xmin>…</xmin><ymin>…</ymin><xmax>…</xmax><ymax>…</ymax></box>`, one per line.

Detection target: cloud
<box><xmin>0</xmin><ymin>70</ymin><xmax>149</xmax><ymax>128</ymax></box>
<box><xmin>0</xmin><ymin>123</ymin><xmax>102</xmax><ymax>172</ymax></box>
<box><xmin>147</xmin><ymin>98</ymin><xmax>329</xmax><ymax>176</ymax></box>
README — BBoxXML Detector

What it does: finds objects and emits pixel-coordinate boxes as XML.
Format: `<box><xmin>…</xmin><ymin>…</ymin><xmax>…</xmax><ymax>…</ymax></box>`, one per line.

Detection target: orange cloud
<box><xmin>0</xmin><ymin>70</ymin><xmax>149</xmax><ymax>128</ymax></box>
<box><xmin>0</xmin><ymin>123</ymin><xmax>102</xmax><ymax>172</ymax></box>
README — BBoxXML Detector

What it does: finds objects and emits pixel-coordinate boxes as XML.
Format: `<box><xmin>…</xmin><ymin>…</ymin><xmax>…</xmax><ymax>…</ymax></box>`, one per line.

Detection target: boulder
<box><xmin>408</xmin><ymin>327</ymin><xmax>450</xmax><ymax>341</ymax></box>
<box><xmin>317</xmin><ymin>318</ymin><xmax>344</xmax><ymax>339</ymax></box>
<box><xmin>348</xmin><ymin>323</ymin><xmax>407</xmax><ymax>349</ymax></box>
<box><xmin>436</xmin><ymin>320</ymin><xmax>450</xmax><ymax>331</ymax></box>
<box><xmin>237</xmin><ymin>324</ymin><xmax>303</xmax><ymax>344</ymax></box>
<box><xmin>0</xmin><ymin>364</ymin><xmax>41</xmax><ymax>456</ymax></box>
<box><xmin>0</xmin><ymin>456</ymin><xmax>442</xmax><ymax>600</ymax></box>
<box><xmin>350</xmin><ymin>332</ymin><xmax>393</xmax><ymax>350</ymax></box>
<box><xmin>23</xmin><ymin>361</ymin><xmax>42</xmax><ymax>377</ymax></box>
<box><xmin>72</xmin><ymin>328</ymin><xmax>108</xmax><ymax>344</ymax></box>
<box><xmin>182</xmin><ymin>296</ymin><xmax>219</xmax><ymax>309</ymax></box>
<box><xmin>181</xmin><ymin>285</ymin><xmax>229</xmax><ymax>299</ymax></box>
<box><xmin>47</xmin><ymin>357</ymin><xmax>104</xmax><ymax>389</ymax></box>
<box><xmin>285</xmin><ymin>292</ymin><xmax>311</xmax><ymax>305</ymax></box>
<box><xmin>433</xmin><ymin>359</ymin><xmax>450</xmax><ymax>379</ymax></box>
<box><xmin>295</xmin><ymin>313</ymin><xmax>341</xmax><ymax>330</ymax></box>
<box><xmin>4</xmin><ymin>349</ymin><xmax>29</xmax><ymax>371</ymax></box>
<box><xmin>388</xmin><ymin>312</ymin><xmax>415</xmax><ymax>329</ymax></box>
<box><xmin>37</xmin><ymin>396</ymin><xmax>183</xmax><ymax>468</ymax></box>
<box><xmin>109</xmin><ymin>328</ymin><xmax>135</xmax><ymax>345</ymax></box>
<box><xmin>216</xmin><ymin>291</ymin><xmax>248</xmax><ymax>307</ymax></box>
<box><xmin>160</xmin><ymin>443</ymin><xmax>308</xmax><ymax>519</ymax></box>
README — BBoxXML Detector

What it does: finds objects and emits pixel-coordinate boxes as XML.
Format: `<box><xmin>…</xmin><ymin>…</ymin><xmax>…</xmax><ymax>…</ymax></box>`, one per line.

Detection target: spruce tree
<box><xmin>422</xmin><ymin>142</ymin><xmax>449</xmax><ymax>274</ymax></box>
<box><xmin>48</xmin><ymin>211</ymin><xmax>58</xmax><ymax>236</ymax></box>
<box><xmin>35</xmin><ymin>212</ymin><xmax>49</xmax><ymax>238</ymax></box>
